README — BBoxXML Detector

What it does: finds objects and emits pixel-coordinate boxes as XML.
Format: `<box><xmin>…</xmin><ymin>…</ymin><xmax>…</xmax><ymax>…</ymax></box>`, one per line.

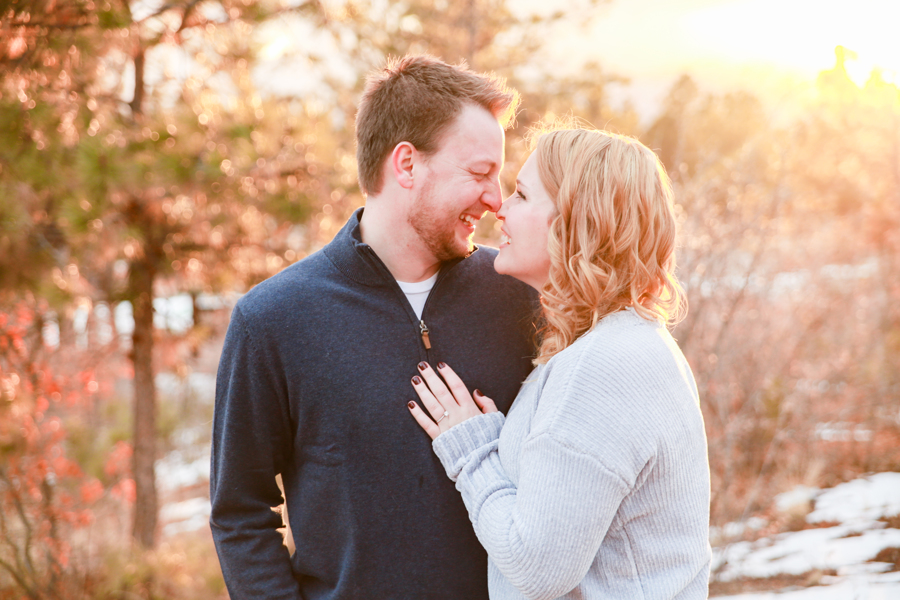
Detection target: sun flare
<box><xmin>683</xmin><ymin>0</ymin><xmax>900</xmax><ymax>85</ymax></box>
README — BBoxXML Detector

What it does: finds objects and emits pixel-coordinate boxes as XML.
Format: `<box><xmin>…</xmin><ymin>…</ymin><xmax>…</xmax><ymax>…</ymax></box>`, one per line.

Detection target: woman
<box><xmin>407</xmin><ymin>128</ymin><xmax>711</xmax><ymax>600</ymax></box>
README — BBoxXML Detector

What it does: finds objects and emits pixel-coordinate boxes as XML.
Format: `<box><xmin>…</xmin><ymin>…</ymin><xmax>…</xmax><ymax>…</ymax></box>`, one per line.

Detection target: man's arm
<box><xmin>209</xmin><ymin>305</ymin><xmax>302</xmax><ymax>599</ymax></box>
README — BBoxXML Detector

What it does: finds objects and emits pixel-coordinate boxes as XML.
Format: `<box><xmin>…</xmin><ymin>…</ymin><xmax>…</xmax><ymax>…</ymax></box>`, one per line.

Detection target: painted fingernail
<box><xmin>412</xmin><ymin>375</ymin><xmax>422</xmax><ymax>385</ymax></box>
<box><xmin>437</xmin><ymin>362</ymin><xmax>447</xmax><ymax>369</ymax></box>
<box><xmin>418</xmin><ymin>361</ymin><xmax>428</xmax><ymax>371</ymax></box>
<box><xmin>473</xmin><ymin>389</ymin><xmax>482</xmax><ymax>397</ymax></box>
<box><xmin>408</xmin><ymin>401</ymin><xmax>415</xmax><ymax>409</ymax></box>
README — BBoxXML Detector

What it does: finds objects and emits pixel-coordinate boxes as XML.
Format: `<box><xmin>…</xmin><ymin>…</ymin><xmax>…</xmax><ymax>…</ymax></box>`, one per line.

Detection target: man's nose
<box><xmin>482</xmin><ymin>177</ymin><xmax>502</xmax><ymax>213</ymax></box>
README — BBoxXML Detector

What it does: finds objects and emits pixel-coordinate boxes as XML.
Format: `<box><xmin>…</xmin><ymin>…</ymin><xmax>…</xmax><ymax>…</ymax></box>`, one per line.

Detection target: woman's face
<box><xmin>494</xmin><ymin>152</ymin><xmax>557</xmax><ymax>291</ymax></box>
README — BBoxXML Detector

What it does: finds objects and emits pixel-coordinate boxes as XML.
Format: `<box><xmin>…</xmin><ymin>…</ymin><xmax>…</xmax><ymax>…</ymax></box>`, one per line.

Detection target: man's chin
<box><xmin>456</xmin><ymin>234</ymin><xmax>476</xmax><ymax>257</ymax></box>
<box><xmin>430</xmin><ymin>235</ymin><xmax>473</xmax><ymax>262</ymax></box>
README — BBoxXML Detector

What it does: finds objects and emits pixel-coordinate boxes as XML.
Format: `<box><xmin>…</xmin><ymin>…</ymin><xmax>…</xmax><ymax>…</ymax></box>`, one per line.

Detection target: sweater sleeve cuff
<box><xmin>433</xmin><ymin>411</ymin><xmax>505</xmax><ymax>481</ymax></box>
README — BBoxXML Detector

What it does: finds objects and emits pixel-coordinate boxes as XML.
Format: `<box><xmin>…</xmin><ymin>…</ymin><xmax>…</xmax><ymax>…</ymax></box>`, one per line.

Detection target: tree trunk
<box><xmin>127</xmin><ymin>28</ymin><xmax>156</xmax><ymax>547</ymax></box>
<box><xmin>130</xmin><ymin>255</ymin><xmax>157</xmax><ymax>548</ymax></box>
<box><xmin>130</xmin><ymin>43</ymin><xmax>145</xmax><ymax>118</ymax></box>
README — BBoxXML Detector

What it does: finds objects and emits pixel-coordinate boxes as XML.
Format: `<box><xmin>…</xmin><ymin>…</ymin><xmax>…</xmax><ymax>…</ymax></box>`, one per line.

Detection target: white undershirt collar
<box><xmin>396</xmin><ymin>271</ymin><xmax>439</xmax><ymax>320</ymax></box>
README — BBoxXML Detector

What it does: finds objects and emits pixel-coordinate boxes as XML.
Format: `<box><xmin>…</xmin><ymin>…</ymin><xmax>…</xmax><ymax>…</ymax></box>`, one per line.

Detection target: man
<box><xmin>210</xmin><ymin>55</ymin><xmax>539</xmax><ymax>599</ymax></box>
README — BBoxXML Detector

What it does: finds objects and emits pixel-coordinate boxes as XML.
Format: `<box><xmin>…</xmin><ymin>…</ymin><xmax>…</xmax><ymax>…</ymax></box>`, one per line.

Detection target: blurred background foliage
<box><xmin>0</xmin><ymin>0</ymin><xmax>898</xmax><ymax>597</ymax></box>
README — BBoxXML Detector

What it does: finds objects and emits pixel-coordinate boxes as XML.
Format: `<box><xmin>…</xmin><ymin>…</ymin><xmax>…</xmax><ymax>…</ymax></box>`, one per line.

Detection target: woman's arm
<box><xmin>409</xmin><ymin>362</ymin><xmax>635</xmax><ymax>600</ymax></box>
<box><xmin>434</xmin><ymin>414</ymin><xmax>632</xmax><ymax>600</ymax></box>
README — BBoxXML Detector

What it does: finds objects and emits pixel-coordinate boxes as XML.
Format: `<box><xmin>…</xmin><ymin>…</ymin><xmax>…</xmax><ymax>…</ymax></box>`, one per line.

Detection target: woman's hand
<box><xmin>408</xmin><ymin>362</ymin><xmax>498</xmax><ymax>440</ymax></box>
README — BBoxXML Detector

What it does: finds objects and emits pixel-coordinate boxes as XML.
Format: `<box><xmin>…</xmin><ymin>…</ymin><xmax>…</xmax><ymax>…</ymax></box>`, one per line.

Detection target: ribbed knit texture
<box><xmin>433</xmin><ymin>309</ymin><xmax>711</xmax><ymax>600</ymax></box>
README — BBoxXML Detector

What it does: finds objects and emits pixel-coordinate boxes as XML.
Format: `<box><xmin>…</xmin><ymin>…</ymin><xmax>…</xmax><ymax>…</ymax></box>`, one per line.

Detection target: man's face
<box><xmin>407</xmin><ymin>104</ymin><xmax>505</xmax><ymax>261</ymax></box>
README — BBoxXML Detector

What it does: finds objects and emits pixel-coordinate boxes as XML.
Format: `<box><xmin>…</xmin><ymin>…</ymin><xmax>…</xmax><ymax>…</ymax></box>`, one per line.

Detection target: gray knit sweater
<box><xmin>433</xmin><ymin>309</ymin><xmax>711</xmax><ymax>600</ymax></box>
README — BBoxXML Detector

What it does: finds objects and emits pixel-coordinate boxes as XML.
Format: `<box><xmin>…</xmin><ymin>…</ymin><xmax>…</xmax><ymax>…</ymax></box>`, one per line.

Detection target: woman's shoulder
<box><xmin>537</xmin><ymin>309</ymin><xmax>697</xmax><ymax>432</ymax></box>
<box><xmin>551</xmin><ymin>308</ymin><xmax>676</xmax><ymax>373</ymax></box>
<box><xmin>530</xmin><ymin>309</ymin><xmax>699</xmax><ymax>478</ymax></box>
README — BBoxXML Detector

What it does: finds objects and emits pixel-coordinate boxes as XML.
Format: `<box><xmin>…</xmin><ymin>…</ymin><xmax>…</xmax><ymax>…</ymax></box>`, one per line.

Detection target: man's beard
<box><xmin>407</xmin><ymin>179</ymin><xmax>474</xmax><ymax>262</ymax></box>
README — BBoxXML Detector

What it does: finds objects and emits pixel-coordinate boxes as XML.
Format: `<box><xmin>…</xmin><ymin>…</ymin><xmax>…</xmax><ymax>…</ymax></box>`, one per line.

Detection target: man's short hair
<box><xmin>355</xmin><ymin>54</ymin><xmax>519</xmax><ymax>195</ymax></box>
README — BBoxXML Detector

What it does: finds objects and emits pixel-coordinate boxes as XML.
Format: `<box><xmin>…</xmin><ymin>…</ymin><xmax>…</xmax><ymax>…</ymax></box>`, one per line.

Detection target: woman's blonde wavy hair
<box><xmin>534</xmin><ymin>128</ymin><xmax>686</xmax><ymax>365</ymax></box>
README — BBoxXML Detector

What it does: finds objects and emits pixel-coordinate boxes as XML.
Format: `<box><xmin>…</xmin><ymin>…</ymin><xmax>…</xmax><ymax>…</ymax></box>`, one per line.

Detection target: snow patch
<box><xmin>808</xmin><ymin>473</ymin><xmax>900</xmax><ymax>526</ymax></box>
<box><xmin>714</xmin><ymin>472</ymin><xmax>900</xmax><ymax>598</ymax></box>
<box><xmin>714</xmin><ymin>525</ymin><xmax>900</xmax><ymax>580</ymax></box>
<box><xmin>775</xmin><ymin>485</ymin><xmax>818</xmax><ymax>514</ymax></box>
<box><xmin>717</xmin><ymin>571</ymin><xmax>900</xmax><ymax>599</ymax></box>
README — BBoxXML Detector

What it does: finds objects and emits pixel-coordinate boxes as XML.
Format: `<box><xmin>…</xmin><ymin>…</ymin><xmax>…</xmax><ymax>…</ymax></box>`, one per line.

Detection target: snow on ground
<box><xmin>807</xmin><ymin>473</ymin><xmax>900</xmax><ymax>527</ymax></box>
<box><xmin>714</xmin><ymin>473</ymin><xmax>900</xmax><ymax>598</ymax></box>
<box><xmin>714</xmin><ymin>525</ymin><xmax>900</xmax><ymax>579</ymax></box>
<box><xmin>718</xmin><ymin>571</ymin><xmax>900</xmax><ymax>599</ymax></box>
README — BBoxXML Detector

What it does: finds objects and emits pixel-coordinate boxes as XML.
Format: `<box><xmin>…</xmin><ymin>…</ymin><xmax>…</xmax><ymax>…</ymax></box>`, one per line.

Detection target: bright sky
<box><xmin>526</xmin><ymin>0</ymin><xmax>900</xmax><ymax>118</ymax></box>
<box><xmin>249</xmin><ymin>0</ymin><xmax>900</xmax><ymax>121</ymax></box>
<box><xmin>550</xmin><ymin>0</ymin><xmax>900</xmax><ymax>79</ymax></box>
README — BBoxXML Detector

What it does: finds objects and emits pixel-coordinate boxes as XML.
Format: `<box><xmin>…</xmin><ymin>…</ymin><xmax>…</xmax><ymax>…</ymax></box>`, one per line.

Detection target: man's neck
<box><xmin>359</xmin><ymin>202</ymin><xmax>441</xmax><ymax>283</ymax></box>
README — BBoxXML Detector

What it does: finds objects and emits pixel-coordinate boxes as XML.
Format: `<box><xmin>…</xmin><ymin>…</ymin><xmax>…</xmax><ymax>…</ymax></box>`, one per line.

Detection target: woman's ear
<box><xmin>391</xmin><ymin>142</ymin><xmax>417</xmax><ymax>190</ymax></box>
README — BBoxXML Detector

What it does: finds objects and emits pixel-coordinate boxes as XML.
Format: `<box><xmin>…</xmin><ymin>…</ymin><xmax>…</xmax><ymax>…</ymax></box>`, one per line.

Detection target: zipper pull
<box><xmin>419</xmin><ymin>320</ymin><xmax>432</xmax><ymax>350</ymax></box>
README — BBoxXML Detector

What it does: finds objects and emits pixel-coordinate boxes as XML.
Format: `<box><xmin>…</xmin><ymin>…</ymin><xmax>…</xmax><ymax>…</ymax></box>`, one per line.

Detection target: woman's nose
<box><xmin>496</xmin><ymin>197</ymin><xmax>510</xmax><ymax>220</ymax></box>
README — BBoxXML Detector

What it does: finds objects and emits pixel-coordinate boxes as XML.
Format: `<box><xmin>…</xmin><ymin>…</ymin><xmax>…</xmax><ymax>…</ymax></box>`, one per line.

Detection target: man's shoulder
<box><xmin>233</xmin><ymin>249</ymin><xmax>336</xmax><ymax>320</ymax></box>
<box><xmin>467</xmin><ymin>244</ymin><xmax>499</xmax><ymax>267</ymax></box>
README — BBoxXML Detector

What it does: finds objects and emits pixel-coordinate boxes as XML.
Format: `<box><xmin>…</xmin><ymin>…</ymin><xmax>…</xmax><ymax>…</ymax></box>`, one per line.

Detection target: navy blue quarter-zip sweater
<box><xmin>210</xmin><ymin>209</ymin><xmax>539</xmax><ymax>600</ymax></box>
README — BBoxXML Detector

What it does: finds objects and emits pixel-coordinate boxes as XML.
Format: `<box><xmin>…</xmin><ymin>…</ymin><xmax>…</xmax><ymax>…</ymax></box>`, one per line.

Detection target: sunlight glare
<box><xmin>259</xmin><ymin>35</ymin><xmax>293</xmax><ymax>61</ymax></box>
<box><xmin>682</xmin><ymin>0</ymin><xmax>900</xmax><ymax>85</ymax></box>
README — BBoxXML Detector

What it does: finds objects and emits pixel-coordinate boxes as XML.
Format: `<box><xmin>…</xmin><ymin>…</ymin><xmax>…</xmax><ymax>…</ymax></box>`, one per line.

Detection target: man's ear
<box><xmin>391</xmin><ymin>142</ymin><xmax>417</xmax><ymax>190</ymax></box>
